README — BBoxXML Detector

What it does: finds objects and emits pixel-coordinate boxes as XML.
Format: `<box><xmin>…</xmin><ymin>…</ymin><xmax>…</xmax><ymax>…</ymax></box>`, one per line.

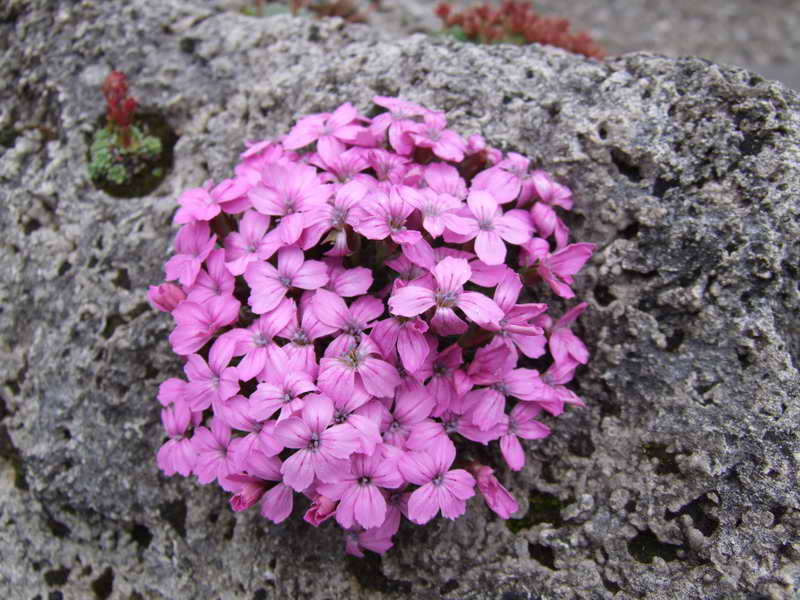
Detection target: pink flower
<box><xmin>472</xmin><ymin>165</ymin><xmax>522</xmax><ymax>205</ymax></box>
<box><xmin>388</xmin><ymin>257</ymin><xmax>504</xmax><ymax>335</ymax></box>
<box><xmin>226</xmin><ymin>450</ymin><xmax>282</xmax><ymax>511</ymax></box>
<box><xmin>311</xmin><ymin>288</ymin><xmax>384</xmax><ymax>356</ymax></box>
<box><xmin>400</xmin><ymin>438</ymin><xmax>476</xmax><ymax>524</ymax></box>
<box><xmin>303</xmin><ymin>180</ymin><xmax>368</xmax><ymax>256</ymax></box>
<box><xmin>402</xmin><ymin>186</ymin><xmax>467</xmax><ymax>239</ymax></box>
<box><xmin>473</xmin><ymin>465</ymin><xmax>518</xmax><ymax>519</ymax></box>
<box><xmin>371</xmin><ymin>96</ymin><xmax>431</xmax><ymax>156</ymax></box>
<box><xmin>528</xmin><ymin>361</ymin><xmax>585</xmax><ymax>416</ymax></box>
<box><xmin>249</xmin><ymin>162</ymin><xmax>332</xmax><ymax>246</ymax></box>
<box><xmin>192</xmin><ymin>417</ymin><xmax>239</xmax><ymax>490</ymax></box>
<box><xmin>344</xmin><ymin>523</ymin><xmax>395</xmax><ymax>557</ymax></box>
<box><xmin>244</xmin><ymin>247</ymin><xmax>328</xmax><ymax>314</ymax></box>
<box><xmin>173</xmin><ymin>178</ymin><xmax>250</xmax><ymax>224</ymax></box>
<box><xmin>249</xmin><ymin>351</ymin><xmax>317</xmax><ymax>422</ymax></box>
<box><xmin>354</xmin><ymin>185</ymin><xmax>422</xmax><ymax>245</ymax></box>
<box><xmin>382</xmin><ymin>384</ymin><xmax>435</xmax><ymax>449</ymax></box>
<box><xmin>156</xmin><ymin>398</ymin><xmax>196</xmax><ymax>477</ymax></box>
<box><xmin>218</xmin><ymin>395</ymin><xmax>283</xmax><ymax>460</ymax></box>
<box><xmin>184</xmin><ymin>335</ymin><xmax>240</xmax><ymax>412</ymax></box>
<box><xmin>525</xmin><ymin>169</ymin><xmax>573</xmax><ymax>210</ymax></box>
<box><xmin>304</xmin><ymin>494</ymin><xmax>338</xmax><ymax>526</ymax></box>
<box><xmin>531</xmin><ymin>201</ymin><xmax>570</xmax><ymax>249</ymax></box>
<box><xmin>148</xmin><ymin>283</ymin><xmax>186</xmax><ymax>313</ymax></box>
<box><xmin>185</xmin><ymin>249</ymin><xmax>234</xmax><ymax>304</ymax></box>
<box><xmin>273</xmin><ymin>395</ymin><xmax>360</xmax><ymax>492</ymax></box>
<box><xmin>323</xmin><ymin>388</ymin><xmax>382</xmax><ymax>455</ymax></box>
<box><xmin>409</xmin><ymin>112</ymin><xmax>467</xmax><ymax>162</ymax></box>
<box><xmin>223</xmin><ymin>209</ymin><xmax>280</xmax><ymax>275</ymax></box>
<box><xmin>221</xmin><ymin>297</ymin><xmax>294</xmax><ymax>381</ymax></box>
<box><xmin>152</xmin><ymin>97</ymin><xmax>595</xmax><ymax>554</ymax></box>
<box><xmin>414</xmin><ymin>343</ymin><xmax>469</xmax><ymax>416</ymax></box>
<box><xmin>164</xmin><ymin>222</ymin><xmax>217</xmax><ymax>287</ymax></box>
<box><xmin>499</xmin><ymin>403</ymin><xmax>550</xmax><ymax>471</ymax></box>
<box><xmin>445</xmin><ymin>190</ymin><xmax>532</xmax><ymax>265</ymax></box>
<box><xmin>311</xmin><ymin>141</ymin><xmax>371</xmax><ymax>184</ymax></box>
<box><xmin>548</xmin><ymin>302</ymin><xmax>590</xmax><ymax>368</ymax></box>
<box><xmin>521</xmin><ymin>239</ymin><xmax>595</xmax><ymax>299</ymax></box>
<box><xmin>275</xmin><ymin>300</ymin><xmax>331</xmax><ymax>377</ymax></box>
<box><xmin>324</xmin><ymin>262</ymin><xmax>373</xmax><ymax>297</ymax></box>
<box><xmin>168</xmin><ymin>295</ymin><xmax>241</xmax><ymax>356</ymax></box>
<box><xmin>283</xmin><ymin>102</ymin><xmax>371</xmax><ymax>151</ymax></box>
<box><xmin>317</xmin><ymin>448</ymin><xmax>403</xmax><ymax>529</ymax></box>
<box><xmin>318</xmin><ymin>337</ymin><xmax>402</xmax><ymax>399</ymax></box>
<box><xmin>370</xmin><ymin>315</ymin><xmax>430</xmax><ymax>373</ymax></box>
<box><xmin>484</xmin><ymin>270</ymin><xmax>548</xmax><ymax>359</ymax></box>
<box><xmin>365</xmin><ymin>148</ymin><xmax>411</xmax><ymax>183</ymax></box>
<box><xmin>226</xmin><ymin>450</ymin><xmax>294</xmax><ymax>523</ymax></box>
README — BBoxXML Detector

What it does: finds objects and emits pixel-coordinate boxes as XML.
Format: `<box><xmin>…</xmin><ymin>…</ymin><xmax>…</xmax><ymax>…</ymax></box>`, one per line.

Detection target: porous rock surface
<box><xmin>1</xmin><ymin>1</ymin><xmax>798</xmax><ymax>598</ymax></box>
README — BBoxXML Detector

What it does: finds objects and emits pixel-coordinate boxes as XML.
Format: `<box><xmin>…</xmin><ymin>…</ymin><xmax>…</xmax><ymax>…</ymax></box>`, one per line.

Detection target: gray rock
<box><xmin>1</xmin><ymin>1</ymin><xmax>798</xmax><ymax>599</ymax></box>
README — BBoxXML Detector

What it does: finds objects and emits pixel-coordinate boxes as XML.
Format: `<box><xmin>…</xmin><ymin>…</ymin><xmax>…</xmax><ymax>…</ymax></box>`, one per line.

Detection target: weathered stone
<box><xmin>1</xmin><ymin>1</ymin><xmax>797</xmax><ymax>599</ymax></box>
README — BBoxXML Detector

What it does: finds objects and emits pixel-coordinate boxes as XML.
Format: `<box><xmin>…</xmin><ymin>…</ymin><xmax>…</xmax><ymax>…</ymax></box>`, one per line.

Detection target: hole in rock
<box><xmin>44</xmin><ymin>567</ymin><xmax>70</xmax><ymax>587</ymax></box>
<box><xmin>112</xmin><ymin>268</ymin><xmax>131</xmax><ymax>290</ymax></box>
<box><xmin>641</xmin><ymin>442</ymin><xmax>680</xmax><ymax>475</ymax></box>
<box><xmin>346</xmin><ymin>553</ymin><xmax>412</xmax><ymax>594</ymax></box>
<box><xmin>628</xmin><ymin>529</ymin><xmax>682</xmax><ymax>564</ymax></box>
<box><xmin>159</xmin><ymin>499</ymin><xmax>187</xmax><ymax>538</ymax></box>
<box><xmin>618</xmin><ymin>222</ymin><xmax>639</xmax><ymax>240</ymax></box>
<box><xmin>593</xmin><ymin>284</ymin><xmax>615</xmax><ymax>306</ymax></box>
<box><xmin>610</xmin><ymin>149</ymin><xmax>642</xmax><ymax>182</ymax></box>
<box><xmin>665</xmin><ymin>329</ymin><xmax>685</xmax><ymax>352</ymax></box>
<box><xmin>652</xmin><ymin>176</ymin><xmax>679</xmax><ymax>198</ymax></box>
<box><xmin>100</xmin><ymin>314</ymin><xmax>126</xmax><ymax>340</ymax></box>
<box><xmin>23</xmin><ymin>218</ymin><xmax>42</xmax><ymax>235</ymax></box>
<box><xmin>568</xmin><ymin>432</ymin><xmax>595</xmax><ymax>457</ymax></box>
<box><xmin>665</xmin><ymin>496</ymin><xmax>719</xmax><ymax>536</ymax></box>
<box><xmin>507</xmin><ymin>490</ymin><xmax>566</xmax><ymax>532</ymax></box>
<box><xmin>129</xmin><ymin>523</ymin><xmax>152</xmax><ymax>551</ymax></box>
<box><xmin>528</xmin><ymin>543</ymin><xmax>556</xmax><ymax>569</ymax></box>
<box><xmin>45</xmin><ymin>517</ymin><xmax>70</xmax><ymax>538</ymax></box>
<box><xmin>92</xmin><ymin>567</ymin><xmax>114</xmax><ymax>599</ymax></box>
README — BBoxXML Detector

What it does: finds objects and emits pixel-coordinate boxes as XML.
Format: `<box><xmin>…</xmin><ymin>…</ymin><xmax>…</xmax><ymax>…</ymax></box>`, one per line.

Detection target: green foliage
<box><xmin>88</xmin><ymin>123</ymin><xmax>163</xmax><ymax>187</ymax></box>
<box><xmin>506</xmin><ymin>490</ymin><xmax>569</xmax><ymax>533</ymax></box>
<box><xmin>441</xmin><ymin>25</ymin><xmax>469</xmax><ymax>42</ymax></box>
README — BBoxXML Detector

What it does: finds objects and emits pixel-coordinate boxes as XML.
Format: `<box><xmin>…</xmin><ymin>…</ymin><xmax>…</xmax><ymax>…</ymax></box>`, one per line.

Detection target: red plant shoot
<box><xmin>436</xmin><ymin>0</ymin><xmax>606</xmax><ymax>60</ymax></box>
<box><xmin>102</xmin><ymin>71</ymin><xmax>139</xmax><ymax>148</ymax></box>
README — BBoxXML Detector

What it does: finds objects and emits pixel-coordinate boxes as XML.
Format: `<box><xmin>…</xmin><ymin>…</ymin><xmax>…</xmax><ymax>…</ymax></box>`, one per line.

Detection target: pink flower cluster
<box><xmin>149</xmin><ymin>97</ymin><xmax>594</xmax><ymax>557</ymax></box>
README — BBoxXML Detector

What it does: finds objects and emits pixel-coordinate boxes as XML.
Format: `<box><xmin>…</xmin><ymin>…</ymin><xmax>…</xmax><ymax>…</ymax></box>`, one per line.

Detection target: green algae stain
<box><xmin>506</xmin><ymin>490</ymin><xmax>569</xmax><ymax>533</ymax></box>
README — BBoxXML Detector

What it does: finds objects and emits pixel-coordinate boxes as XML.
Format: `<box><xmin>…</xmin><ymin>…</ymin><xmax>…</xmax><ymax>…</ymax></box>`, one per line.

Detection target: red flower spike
<box><xmin>101</xmin><ymin>70</ymin><xmax>140</xmax><ymax>148</ymax></box>
<box><xmin>436</xmin><ymin>1</ymin><xmax>605</xmax><ymax>59</ymax></box>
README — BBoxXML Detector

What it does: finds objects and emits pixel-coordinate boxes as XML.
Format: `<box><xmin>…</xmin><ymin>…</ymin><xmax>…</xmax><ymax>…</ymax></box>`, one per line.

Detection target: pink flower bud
<box><xmin>229</xmin><ymin>478</ymin><xmax>267</xmax><ymax>512</ymax></box>
<box><xmin>475</xmin><ymin>465</ymin><xmax>518</xmax><ymax>519</ymax></box>
<box><xmin>148</xmin><ymin>283</ymin><xmax>186</xmax><ymax>313</ymax></box>
<box><xmin>304</xmin><ymin>495</ymin><xmax>338</xmax><ymax>526</ymax></box>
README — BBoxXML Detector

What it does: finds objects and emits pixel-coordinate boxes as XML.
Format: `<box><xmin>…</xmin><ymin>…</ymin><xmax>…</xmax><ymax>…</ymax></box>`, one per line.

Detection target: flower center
<box><xmin>388</xmin><ymin>216</ymin><xmax>406</xmax><ymax>232</ymax></box>
<box><xmin>308</xmin><ymin>432</ymin><xmax>320</xmax><ymax>451</ymax></box>
<box><xmin>435</xmin><ymin>290</ymin><xmax>458</xmax><ymax>308</ymax></box>
<box><xmin>292</xmin><ymin>329</ymin><xmax>310</xmax><ymax>346</ymax></box>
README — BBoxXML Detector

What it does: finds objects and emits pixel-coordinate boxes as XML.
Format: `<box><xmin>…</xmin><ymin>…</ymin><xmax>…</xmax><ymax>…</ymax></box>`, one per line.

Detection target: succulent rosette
<box><xmin>150</xmin><ymin>97</ymin><xmax>594</xmax><ymax>556</ymax></box>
